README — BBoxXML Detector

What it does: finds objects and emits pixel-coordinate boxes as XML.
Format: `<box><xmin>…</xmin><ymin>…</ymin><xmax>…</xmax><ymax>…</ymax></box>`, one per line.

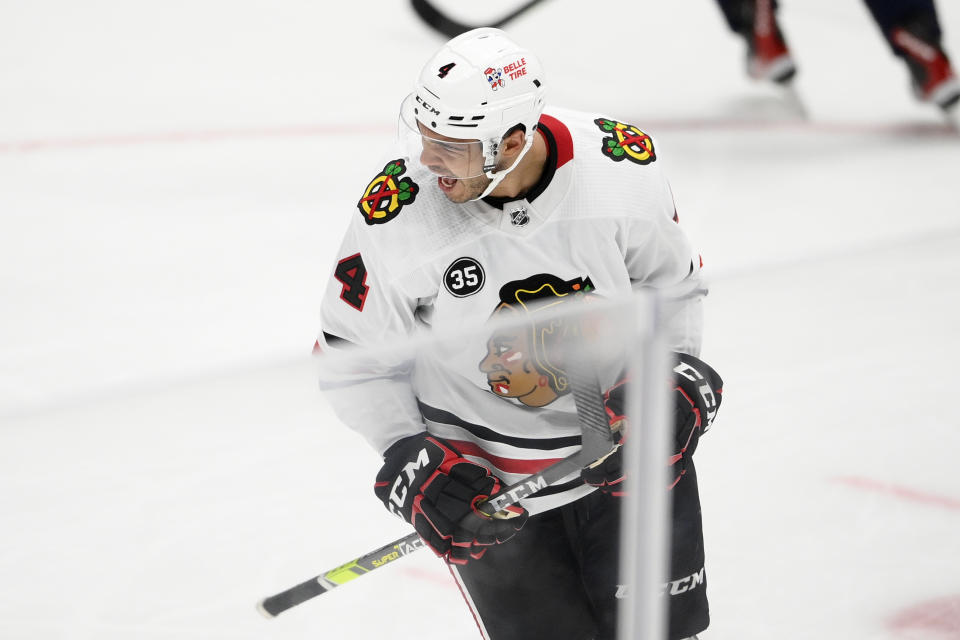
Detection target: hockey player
<box><xmin>717</xmin><ymin>0</ymin><xmax>960</xmax><ymax>111</ymax></box>
<box><xmin>316</xmin><ymin>28</ymin><xmax>723</xmax><ymax>640</ymax></box>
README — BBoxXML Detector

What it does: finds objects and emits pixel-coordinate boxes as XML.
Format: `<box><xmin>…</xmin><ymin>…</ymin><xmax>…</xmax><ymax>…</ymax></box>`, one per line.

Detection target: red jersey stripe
<box><xmin>448</xmin><ymin>440</ymin><xmax>564</xmax><ymax>475</ymax></box>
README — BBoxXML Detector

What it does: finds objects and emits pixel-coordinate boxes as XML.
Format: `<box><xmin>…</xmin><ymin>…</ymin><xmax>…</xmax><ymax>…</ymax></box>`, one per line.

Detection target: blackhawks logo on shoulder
<box><xmin>594</xmin><ymin>118</ymin><xmax>656</xmax><ymax>165</ymax></box>
<box><xmin>357</xmin><ymin>159</ymin><xmax>419</xmax><ymax>225</ymax></box>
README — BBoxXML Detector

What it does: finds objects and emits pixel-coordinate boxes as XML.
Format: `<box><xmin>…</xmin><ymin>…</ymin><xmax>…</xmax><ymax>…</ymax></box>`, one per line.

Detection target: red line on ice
<box><xmin>888</xmin><ymin>595</ymin><xmax>960</xmax><ymax>638</ymax></box>
<box><xmin>1</xmin><ymin>119</ymin><xmax>955</xmax><ymax>154</ymax></box>
<box><xmin>831</xmin><ymin>475</ymin><xmax>960</xmax><ymax>511</ymax></box>
<box><xmin>0</xmin><ymin>122</ymin><xmax>395</xmax><ymax>154</ymax></box>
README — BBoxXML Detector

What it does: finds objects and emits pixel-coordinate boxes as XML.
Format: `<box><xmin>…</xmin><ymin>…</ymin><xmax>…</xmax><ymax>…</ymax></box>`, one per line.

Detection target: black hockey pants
<box><xmin>715</xmin><ymin>0</ymin><xmax>944</xmax><ymax>53</ymax></box>
<box><xmin>448</xmin><ymin>462</ymin><xmax>709</xmax><ymax>640</ymax></box>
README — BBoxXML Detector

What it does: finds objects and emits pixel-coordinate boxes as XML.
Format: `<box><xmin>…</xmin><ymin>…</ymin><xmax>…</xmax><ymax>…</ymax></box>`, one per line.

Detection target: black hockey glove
<box><xmin>374</xmin><ymin>433</ymin><xmax>528</xmax><ymax>565</ymax></box>
<box><xmin>668</xmin><ymin>352</ymin><xmax>723</xmax><ymax>488</ymax></box>
<box><xmin>580</xmin><ymin>353</ymin><xmax>723</xmax><ymax>493</ymax></box>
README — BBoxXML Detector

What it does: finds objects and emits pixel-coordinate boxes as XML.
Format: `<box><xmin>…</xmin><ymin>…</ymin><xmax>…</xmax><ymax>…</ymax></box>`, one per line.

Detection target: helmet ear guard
<box><xmin>400</xmin><ymin>28</ymin><xmax>546</xmax><ymax>199</ymax></box>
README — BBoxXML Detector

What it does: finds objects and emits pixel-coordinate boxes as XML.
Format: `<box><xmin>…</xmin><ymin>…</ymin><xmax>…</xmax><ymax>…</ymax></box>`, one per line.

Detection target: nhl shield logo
<box><xmin>510</xmin><ymin>207</ymin><xmax>529</xmax><ymax>227</ymax></box>
<box><xmin>357</xmin><ymin>159</ymin><xmax>419</xmax><ymax>225</ymax></box>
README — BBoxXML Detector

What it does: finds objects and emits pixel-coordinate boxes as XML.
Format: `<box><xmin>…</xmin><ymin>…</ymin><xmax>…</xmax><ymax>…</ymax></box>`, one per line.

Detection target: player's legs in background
<box><xmin>863</xmin><ymin>0</ymin><xmax>960</xmax><ymax>109</ymax></box>
<box><xmin>448</xmin><ymin>506</ymin><xmax>598</xmax><ymax>640</ymax></box>
<box><xmin>715</xmin><ymin>0</ymin><xmax>797</xmax><ymax>83</ymax></box>
<box><xmin>572</xmin><ymin>468</ymin><xmax>709</xmax><ymax>640</ymax></box>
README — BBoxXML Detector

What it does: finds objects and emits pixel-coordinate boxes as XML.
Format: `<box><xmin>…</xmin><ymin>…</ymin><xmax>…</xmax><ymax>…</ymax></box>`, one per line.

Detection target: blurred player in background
<box><xmin>719</xmin><ymin>0</ymin><xmax>960</xmax><ymax>111</ymax></box>
<box><xmin>317</xmin><ymin>27</ymin><xmax>724</xmax><ymax>640</ymax></box>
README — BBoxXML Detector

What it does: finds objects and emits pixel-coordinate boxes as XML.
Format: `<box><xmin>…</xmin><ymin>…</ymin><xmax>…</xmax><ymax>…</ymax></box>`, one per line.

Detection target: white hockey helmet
<box><xmin>400</xmin><ymin>28</ymin><xmax>546</xmax><ymax>196</ymax></box>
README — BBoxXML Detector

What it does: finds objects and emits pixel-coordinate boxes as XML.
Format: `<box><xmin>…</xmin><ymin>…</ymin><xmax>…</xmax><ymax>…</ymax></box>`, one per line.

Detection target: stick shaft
<box><xmin>410</xmin><ymin>0</ymin><xmax>549</xmax><ymax>38</ymax></box>
<box><xmin>259</xmin><ymin>310</ymin><xmax>615</xmax><ymax>617</ymax></box>
<box><xmin>258</xmin><ymin>442</ymin><xmax>599</xmax><ymax>617</ymax></box>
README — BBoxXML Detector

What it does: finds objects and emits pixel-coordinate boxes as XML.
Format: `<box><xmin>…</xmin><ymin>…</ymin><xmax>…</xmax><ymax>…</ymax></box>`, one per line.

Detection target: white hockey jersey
<box><xmin>317</xmin><ymin>107</ymin><xmax>705</xmax><ymax>514</ymax></box>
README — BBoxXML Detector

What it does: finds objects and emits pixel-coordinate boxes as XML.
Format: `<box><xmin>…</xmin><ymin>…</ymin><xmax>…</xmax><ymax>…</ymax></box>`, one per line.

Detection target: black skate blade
<box><xmin>940</xmin><ymin>93</ymin><xmax>960</xmax><ymax>131</ymax></box>
<box><xmin>944</xmin><ymin>106</ymin><xmax>960</xmax><ymax>132</ymax></box>
<box><xmin>776</xmin><ymin>80</ymin><xmax>809</xmax><ymax>120</ymax></box>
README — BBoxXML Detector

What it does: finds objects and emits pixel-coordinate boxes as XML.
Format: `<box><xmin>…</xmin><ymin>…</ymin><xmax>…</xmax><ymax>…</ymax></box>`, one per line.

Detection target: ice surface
<box><xmin>2</xmin><ymin>0</ymin><xmax>959</xmax><ymax>638</ymax></box>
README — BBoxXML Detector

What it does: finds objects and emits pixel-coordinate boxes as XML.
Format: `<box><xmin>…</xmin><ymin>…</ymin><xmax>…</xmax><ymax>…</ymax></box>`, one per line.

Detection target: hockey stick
<box><xmin>410</xmin><ymin>0</ymin><xmax>549</xmax><ymax>38</ymax></box>
<box><xmin>258</xmin><ymin>347</ymin><xmax>613</xmax><ymax>618</ymax></box>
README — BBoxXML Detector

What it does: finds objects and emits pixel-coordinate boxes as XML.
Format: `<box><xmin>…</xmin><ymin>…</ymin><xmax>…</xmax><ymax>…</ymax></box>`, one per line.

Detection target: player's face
<box><xmin>478</xmin><ymin>329</ymin><xmax>558</xmax><ymax>407</ymax></box>
<box><xmin>436</xmin><ymin>172</ymin><xmax>493</xmax><ymax>203</ymax></box>
<box><xmin>416</xmin><ymin>124</ymin><xmax>492</xmax><ymax>203</ymax></box>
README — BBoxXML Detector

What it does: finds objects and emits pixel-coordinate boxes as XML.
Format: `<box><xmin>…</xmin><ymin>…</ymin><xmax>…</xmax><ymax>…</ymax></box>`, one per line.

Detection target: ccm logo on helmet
<box><xmin>415</xmin><ymin>94</ymin><xmax>440</xmax><ymax>116</ymax></box>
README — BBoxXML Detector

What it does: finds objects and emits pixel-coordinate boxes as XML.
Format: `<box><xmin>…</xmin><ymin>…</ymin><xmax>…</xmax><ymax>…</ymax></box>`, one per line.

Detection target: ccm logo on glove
<box><xmin>673</xmin><ymin>359</ymin><xmax>720</xmax><ymax>430</ymax></box>
<box><xmin>375</xmin><ymin>433</ymin><xmax>528</xmax><ymax>564</ymax></box>
<box><xmin>581</xmin><ymin>352</ymin><xmax>723</xmax><ymax>493</ymax></box>
<box><xmin>387</xmin><ymin>447</ymin><xmax>431</xmax><ymax>516</ymax></box>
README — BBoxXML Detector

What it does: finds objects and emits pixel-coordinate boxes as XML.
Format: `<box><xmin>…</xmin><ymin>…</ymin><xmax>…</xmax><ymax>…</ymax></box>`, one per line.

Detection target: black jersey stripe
<box><xmin>417</xmin><ymin>400</ymin><xmax>582</xmax><ymax>451</ymax></box>
<box><xmin>322</xmin><ymin>331</ymin><xmax>352</xmax><ymax>347</ymax></box>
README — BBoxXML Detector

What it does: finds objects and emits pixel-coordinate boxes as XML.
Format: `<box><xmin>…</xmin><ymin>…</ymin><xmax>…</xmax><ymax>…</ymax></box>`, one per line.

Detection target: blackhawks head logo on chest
<box><xmin>478</xmin><ymin>273</ymin><xmax>596</xmax><ymax>408</ymax></box>
<box><xmin>357</xmin><ymin>159</ymin><xmax>420</xmax><ymax>225</ymax></box>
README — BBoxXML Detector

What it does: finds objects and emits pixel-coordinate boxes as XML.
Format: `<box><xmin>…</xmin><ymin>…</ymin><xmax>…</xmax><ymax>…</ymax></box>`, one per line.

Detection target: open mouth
<box><xmin>487</xmin><ymin>376</ymin><xmax>510</xmax><ymax>395</ymax></box>
<box><xmin>438</xmin><ymin>176</ymin><xmax>458</xmax><ymax>191</ymax></box>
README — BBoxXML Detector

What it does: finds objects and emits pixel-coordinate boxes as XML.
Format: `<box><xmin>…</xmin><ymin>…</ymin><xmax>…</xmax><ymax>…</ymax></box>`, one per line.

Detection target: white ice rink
<box><xmin>2</xmin><ymin>1</ymin><xmax>959</xmax><ymax>638</ymax></box>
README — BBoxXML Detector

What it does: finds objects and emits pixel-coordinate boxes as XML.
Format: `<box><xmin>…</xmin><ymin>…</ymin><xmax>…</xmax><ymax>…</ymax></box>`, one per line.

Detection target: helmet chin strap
<box><xmin>470</xmin><ymin>130</ymin><xmax>537</xmax><ymax>201</ymax></box>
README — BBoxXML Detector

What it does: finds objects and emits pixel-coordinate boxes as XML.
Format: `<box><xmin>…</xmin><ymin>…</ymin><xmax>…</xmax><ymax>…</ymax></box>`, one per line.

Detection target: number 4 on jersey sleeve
<box><xmin>334</xmin><ymin>253</ymin><xmax>369</xmax><ymax>311</ymax></box>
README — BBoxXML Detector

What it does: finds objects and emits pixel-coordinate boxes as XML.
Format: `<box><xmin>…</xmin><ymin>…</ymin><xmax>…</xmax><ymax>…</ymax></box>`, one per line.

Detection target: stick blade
<box><xmin>257</xmin><ymin>576</ymin><xmax>330</xmax><ymax>619</ymax></box>
<box><xmin>256</xmin><ymin>599</ymin><xmax>278</xmax><ymax>619</ymax></box>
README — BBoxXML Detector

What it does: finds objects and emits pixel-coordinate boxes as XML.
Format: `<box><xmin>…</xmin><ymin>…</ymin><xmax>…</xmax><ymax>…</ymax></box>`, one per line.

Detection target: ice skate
<box><xmin>890</xmin><ymin>24</ymin><xmax>960</xmax><ymax>115</ymax></box>
<box><xmin>745</xmin><ymin>0</ymin><xmax>797</xmax><ymax>85</ymax></box>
